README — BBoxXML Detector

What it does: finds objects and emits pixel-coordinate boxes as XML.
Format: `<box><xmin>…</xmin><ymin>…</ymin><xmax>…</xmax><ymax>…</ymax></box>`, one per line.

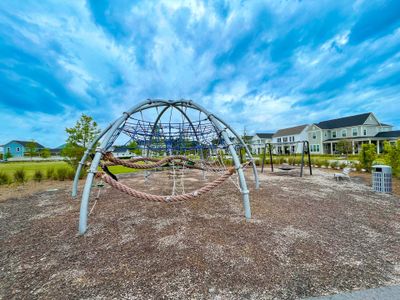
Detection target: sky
<box><xmin>0</xmin><ymin>0</ymin><xmax>400</xmax><ymax>147</ymax></box>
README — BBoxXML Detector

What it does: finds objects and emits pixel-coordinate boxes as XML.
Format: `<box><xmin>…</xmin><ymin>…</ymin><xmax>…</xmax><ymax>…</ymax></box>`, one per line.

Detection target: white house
<box><xmin>249</xmin><ymin>133</ymin><xmax>274</xmax><ymax>155</ymax></box>
<box><xmin>272</xmin><ymin>124</ymin><xmax>309</xmax><ymax>154</ymax></box>
<box><xmin>111</xmin><ymin>146</ymin><xmax>136</xmax><ymax>158</ymax></box>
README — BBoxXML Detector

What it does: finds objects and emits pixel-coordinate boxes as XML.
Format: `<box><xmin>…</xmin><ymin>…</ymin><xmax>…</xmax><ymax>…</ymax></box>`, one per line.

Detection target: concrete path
<box><xmin>307</xmin><ymin>285</ymin><xmax>400</xmax><ymax>300</ymax></box>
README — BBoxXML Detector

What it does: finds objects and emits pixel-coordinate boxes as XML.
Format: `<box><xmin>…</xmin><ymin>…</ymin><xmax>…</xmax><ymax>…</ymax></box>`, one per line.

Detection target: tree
<box><xmin>40</xmin><ymin>148</ymin><xmax>51</xmax><ymax>159</ymax></box>
<box><xmin>5</xmin><ymin>149</ymin><xmax>12</xmax><ymax>160</ymax></box>
<box><xmin>336</xmin><ymin>139</ymin><xmax>353</xmax><ymax>157</ymax></box>
<box><xmin>25</xmin><ymin>140</ymin><xmax>38</xmax><ymax>160</ymax></box>
<box><xmin>126</xmin><ymin>141</ymin><xmax>142</xmax><ymax>156</ymax></box>
<box><xmin>358</xmin><ymin>143</ymin><xmax>377</xmax><ymax>172</ymax></box>
<box><xmin>61</xmin><ymin>114</ymin><xmax>100</xmax><ymax>169</ymax></box>
<box><xmin>383</xmin><ymin>140</ymin><xmax>400</xmax><ymax>177</ymax></box>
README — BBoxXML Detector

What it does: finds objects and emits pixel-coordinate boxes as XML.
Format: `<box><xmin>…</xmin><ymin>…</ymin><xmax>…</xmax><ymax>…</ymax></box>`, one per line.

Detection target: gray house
<box><xmin>307</xmin><ymin>112</ymin><xmax>399</xmax><ymax>154</ymax></box>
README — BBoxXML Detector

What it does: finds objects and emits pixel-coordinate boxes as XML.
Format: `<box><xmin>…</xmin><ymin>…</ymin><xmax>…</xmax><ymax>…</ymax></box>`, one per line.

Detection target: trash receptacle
<box><xmin>372</xmin><ymin>165</ymin><xmax>392</xmax><ymax>193</ymax></box>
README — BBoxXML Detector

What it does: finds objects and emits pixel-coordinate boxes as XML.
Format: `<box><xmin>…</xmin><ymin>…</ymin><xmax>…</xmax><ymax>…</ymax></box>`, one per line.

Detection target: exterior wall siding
<box><xmin>3</xmin><ymin>142</ymin><xmax>25</xmax><ymax>157</ymax></box>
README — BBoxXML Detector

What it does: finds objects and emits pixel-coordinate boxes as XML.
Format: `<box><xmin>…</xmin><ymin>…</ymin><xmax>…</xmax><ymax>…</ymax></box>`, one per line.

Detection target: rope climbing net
<box><xmin>74</xmin><ymin>99</ymin><xmax>259</xmax><ymax>234</ymax></box>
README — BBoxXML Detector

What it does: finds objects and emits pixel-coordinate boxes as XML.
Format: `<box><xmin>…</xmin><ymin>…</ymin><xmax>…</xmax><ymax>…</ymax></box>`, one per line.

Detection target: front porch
<box><xmin>323</xmin><ymin>138</ymin><xmax>387</xmax><ymax>155</ymax></box>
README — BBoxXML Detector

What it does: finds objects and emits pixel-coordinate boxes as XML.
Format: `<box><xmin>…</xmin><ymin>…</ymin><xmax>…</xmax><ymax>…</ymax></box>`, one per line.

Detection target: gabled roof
<box><xmin>314</xmin><ymin>113</ymin><xmax>371</xmax><ymax>129</ymax></box>
<box><xmin>255</xmin><ymin>133</ymin><xmax>274</xmax><ymax>139</ymax></box>
<box><xmin>380</xmin><ymin>123</ymin><xmax>392</xmax><ymax>127</ymax></box>
<box><xmin>273</xmin><ymin>125</ymin><xmax>308</xmax><ymax>137</ymax></box>
<box><xmin>375</xmin><ymin>130</ymin><xmax>400</xmax><ymax>138</ymax></box>
<box><xmin>4</xmin><ymin>140</ymin><xmax>45</xmax><ymax>148</ymax></box>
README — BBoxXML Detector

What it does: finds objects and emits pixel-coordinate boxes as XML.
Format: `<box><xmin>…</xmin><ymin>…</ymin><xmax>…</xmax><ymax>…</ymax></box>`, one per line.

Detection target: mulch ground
<box><xmin>0</xmin><ymin>168</ymin><xmax>399</xmax><ymax>299</ymax></box>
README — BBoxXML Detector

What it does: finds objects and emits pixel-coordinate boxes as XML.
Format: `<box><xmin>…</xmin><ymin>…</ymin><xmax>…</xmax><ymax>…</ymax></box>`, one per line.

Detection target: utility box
<box><xmin>372</xmin><ymin>165</ymin><xmax>392</xmax><ymax>193</ymax></box>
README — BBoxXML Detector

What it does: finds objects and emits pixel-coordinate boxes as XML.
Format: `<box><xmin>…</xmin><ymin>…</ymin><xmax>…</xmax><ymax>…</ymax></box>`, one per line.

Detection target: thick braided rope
<box><xmin>97</xmin><ymin>167</ymin><xmax>235</xmax><ymax>202</ymax></box>
<box><xmin>103</xmin><ymin>153</ymin><xmax>194</xmax><ymax>169</ymax></box>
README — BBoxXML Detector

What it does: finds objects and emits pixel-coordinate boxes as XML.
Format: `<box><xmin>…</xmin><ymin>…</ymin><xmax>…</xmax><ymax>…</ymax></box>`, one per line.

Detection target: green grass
<box><xmin>0</xmin><ymin>161</ymin><xmax>139</xmax><ymax>181</ymax></box>
<box><xmin>106</xmin><ymin>165</ymin><xmax>139</xmax><ymax>174</ymax></box>
<box><xmin>0</xmin><ymin>161</ymin><xmax>70</xmax><ymax>179</ymax></box>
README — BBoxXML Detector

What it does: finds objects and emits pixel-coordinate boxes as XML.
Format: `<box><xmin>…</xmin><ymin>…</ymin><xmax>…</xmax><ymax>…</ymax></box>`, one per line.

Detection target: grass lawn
<box><xmin>106</xmin><ymin>165</ymin><xmax>139</xmax><ymax>174</ymax></box>
<box><xmin>0</xmin><ymin>161</ymin><xmax>70</xmax><ymax>179</ymax></box>
<box><xmin>0</xmin><ymin>160</ymin><xmax>138</xmax><ymax>181</ymax></box>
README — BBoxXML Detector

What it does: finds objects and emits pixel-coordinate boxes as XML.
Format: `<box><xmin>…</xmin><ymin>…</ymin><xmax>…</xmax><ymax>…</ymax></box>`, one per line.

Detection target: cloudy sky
<box><xmin>0</xmin><ymin>0</ymin><xmax>400</xmax><ymax>147</ymax></box>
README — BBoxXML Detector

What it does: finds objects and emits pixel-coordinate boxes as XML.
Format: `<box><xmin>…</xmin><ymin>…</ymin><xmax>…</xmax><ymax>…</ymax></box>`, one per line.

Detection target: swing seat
<box><xmin>278</xmin><ymin>164</ymin><xmax>295</xmax><ymax>171</ymax></box>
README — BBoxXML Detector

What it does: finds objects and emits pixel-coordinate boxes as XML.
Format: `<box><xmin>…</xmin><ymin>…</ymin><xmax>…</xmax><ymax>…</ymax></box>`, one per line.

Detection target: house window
<box><xmin>277</xmin><ymin>138</ymin><xmax>281</xmax><ymax>143</ymax></box>
<box><xmin>352</xmin><ymin>128</ymin><xmax>358</xmax><ymax>136</ymax></box>
<box><xmin>332</xmin><ymin>131</ymin><xmax>337</xmax><ymax>138</ymax></box>
<box><xmin>283</xmin><ymin>137</ymin><xmax>288</xmax><ymax>142</ymax></box>
<box><xmin>312</xmin><ymin>132</ymin><xmax>317</xmax><ymax>139</ymax></box>
<box><xmin>16</xmin><ymin>147</ymin><xmax>20</xmax><ymax>152</ymax></box>
<box><xmin>311</xmin><ymin>144</ymin><xmax>320</xmax><ymax>152</ymax></box>
<box><xmin>341</xmin><ymin>129</ymin><xmax>347</xmax><ymax>137</ymax></box>
<box><xmin>363</xmin><ymin>129</ymin><xmax>367</xmax><ymax>136</ymax></box>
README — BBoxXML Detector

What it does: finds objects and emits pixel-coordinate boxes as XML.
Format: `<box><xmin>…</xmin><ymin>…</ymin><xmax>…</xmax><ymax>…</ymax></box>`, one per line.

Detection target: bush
<box><xmin>322</xmin><ymin>160</ymin><xmax>330</xmax><ymax>167</ymax></box>
<box><xmin>56</xmin><ymin>167</ymin><xmax>68</xmax><ymax>181</ymax></box>
<box><xmin>330</xmin><ymin>161</ymin><xmax>338</xmax><ymax>168</ymax></box>
<box><xmin>0</xmin><ymin>172</ymin><xmax>11</xmax><ymax>185</ymax></box>
<box><xmin>359</xmin><ymin>144</ymin><xmax>377</xmax><ymax>172</ymax></box>
<box><xmin>383</xmin><ymin>140</ymin><xmax>400</xmax><ymax>177</ymax></box>
<box><xmin>46</xmin><ymin>167</ymin><xmax>55</xmax><ymax>179</ymax></box>
<box><xmin>339</xmin><ymin>162</ymin><xmax>347</xmax><ymax>169</ymax></box>
<box><xmin>14</xmin><ymin>169</ymin><xmax>26</xmax><ymax>183</ymax></box>
<box><xmin>67</xmin><ymin>168</ymin><xmax>75</xmax><ymax>180</ymax></box>
<box><xmin>33</xmin><ymin>170</ymin><xmax>44</xmax><ymax>182</ymax></box>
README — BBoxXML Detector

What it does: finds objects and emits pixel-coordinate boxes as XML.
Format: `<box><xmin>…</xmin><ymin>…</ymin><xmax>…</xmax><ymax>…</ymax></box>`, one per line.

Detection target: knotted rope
<box><xmin>96</xmin><ymin>166</ymin><xmax>236</xmax><ymax>202</ymax></box>
<box><xmin>102</xmin><ymin>152</ymin><xmax>228</xmax><ymax>172</ymax></box>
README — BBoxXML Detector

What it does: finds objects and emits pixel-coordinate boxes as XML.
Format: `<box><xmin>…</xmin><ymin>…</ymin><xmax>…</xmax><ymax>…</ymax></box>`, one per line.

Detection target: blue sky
<box><xmin>0</xmin><ymin>0</ymin><xmax>400</xmax><ymax>147</ymax></box>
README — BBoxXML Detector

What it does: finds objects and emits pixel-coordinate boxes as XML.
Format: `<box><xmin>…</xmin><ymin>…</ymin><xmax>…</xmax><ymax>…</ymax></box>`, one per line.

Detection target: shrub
<box><xmin>56</xmin><ymin>167</ymin><xmax>68</xmax><ymax>181</ymax></box>
<box><xmin>14</xmin><ymin>169</ymin><xmax>26</xmax><ymax>183</ymax></box>
<box><xmin>330</xmin><ymin>161</ymin><xmax>338</xmax><ymax>168</ymax></box>
<box><xmin>46</xmin><ymin>167</ymin><xmax>55</xmax><ymax>179</ymax></box>
<box><xmin>33</xmin><ymin>170</ymin><xmax>44</xmax><ymax>182</ymax></box>
<box><xmin>339</xmin><ymin>162</ymin><xmax>347</xmax><ymax>169</ymax></box>
<box><xmin>67</xmin><ymin>168</ymin><xmax>75</xmax><ymax>180</ymax></box>
<box><xmin>383</xmin><ymin>140</ymin><xmax>400</xmax><ymax>177</ymax></box>
<box><xmin>322</xmin><ymin>160</ymin><xmax>330</xmax><ymax>167</ymax></box>
<box><xmin>359</xmin><ymin>144</ymin><xmax>377</xmax><ymax>172</ymax></box>
<box><xmin>0</xmin><ymin>172</ymin><xmax>11</xmax><ymax>185</ymax></box>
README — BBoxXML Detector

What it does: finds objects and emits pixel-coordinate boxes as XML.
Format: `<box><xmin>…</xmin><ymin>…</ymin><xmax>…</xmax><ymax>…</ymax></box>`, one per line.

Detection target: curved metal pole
<box><xmin>71</xmin><ymin>121</ymin><xmax>116</xmax><ymax>198</ymax></box>
<box><xmin>79</xmin><ymin>99</ymin><xmax>153</xmax><ymax>234</ymax></box>
<box><xmin>209</xmin><ymin>115</ymin><xmax>251</xmax><ymax>220</ymax></box>
<box><xmin>185</xmin><ymin>100</ymin><xmax>259</xmax><ymax>189</ymax></box>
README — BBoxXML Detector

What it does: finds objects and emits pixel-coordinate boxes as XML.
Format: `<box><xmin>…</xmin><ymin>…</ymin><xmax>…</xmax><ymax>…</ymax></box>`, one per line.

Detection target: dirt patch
<box><xmin>0</xmin><ymin>168</ymin><xmax>399</xmax><ymax>299</ymax></box>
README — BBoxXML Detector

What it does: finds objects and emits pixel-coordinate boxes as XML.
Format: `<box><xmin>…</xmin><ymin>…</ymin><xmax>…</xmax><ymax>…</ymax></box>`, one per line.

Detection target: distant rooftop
<box><xmin>314</xmin><ymin>112</ymin><xmax>391</xmax><ymax>129</ymax></box>
<box><xmin>273</xmin><ymin>125</ymin><xmax>308</xmax><ymax>137</ymax></box>
<box><xmin>255</xmin><ymin>133</ymin><xmax>274</xmax><ymax>139</ymax></box>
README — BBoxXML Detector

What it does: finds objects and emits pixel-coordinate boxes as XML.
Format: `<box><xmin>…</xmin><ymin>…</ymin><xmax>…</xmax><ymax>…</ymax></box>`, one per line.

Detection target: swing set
<box><xmin>261</xmin><ymin>140</ymin><xmax>312</xmax><ymax>177</ymax></box>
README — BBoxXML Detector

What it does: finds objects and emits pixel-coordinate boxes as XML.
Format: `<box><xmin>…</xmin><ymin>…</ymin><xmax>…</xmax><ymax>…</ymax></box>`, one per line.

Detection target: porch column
<box><xmin>352</xmin><ymin>140</ymin><xmax>355</xmax><ymax>155</ymax></box>
<box><xmin>369</xmin><ymin>139</ymin><xmax>371</xmax><ymax>144</ymax></box>
<box><xmin>377</xmin><ymin>141</ymin><xmax>380</xmax><ymax>154</ymax></box>
<box><xmin>330</xmin><ymin>142</ymin><xmax>333</xmax><ymax>154</ymax></box>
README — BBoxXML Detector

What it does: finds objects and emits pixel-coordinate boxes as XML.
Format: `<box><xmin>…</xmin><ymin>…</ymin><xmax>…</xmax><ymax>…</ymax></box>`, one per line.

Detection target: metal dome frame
<box><xmin>72</xmin><ymin>99</ymin><xmax>259</xmax><ymax>234</ymax></box>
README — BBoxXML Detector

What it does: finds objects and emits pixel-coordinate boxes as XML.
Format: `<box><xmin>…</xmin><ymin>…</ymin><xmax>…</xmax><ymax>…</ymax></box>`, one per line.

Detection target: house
<box><xmin>112</xmin><ymin>146</ymin><xmax>136</xmax><ymax>158</ymax></box>
<box><xmin>249</xmin><ymin>133</ymin><xmax>274</xmax><ymax>155</ymax></box>
<box><xmin>307</xmin><ymin>112</ymin><xmax>397</xmax><ymax>154</ymax></box>
<box><xmin>2</xmin><ymin>140</ymin><xmax>45</xmax><ymax>158</ymax></box>
<box><xmin>272</xmin><ymin>125</ymin><xmax>309</xmax><ymax>154</ymax></box>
